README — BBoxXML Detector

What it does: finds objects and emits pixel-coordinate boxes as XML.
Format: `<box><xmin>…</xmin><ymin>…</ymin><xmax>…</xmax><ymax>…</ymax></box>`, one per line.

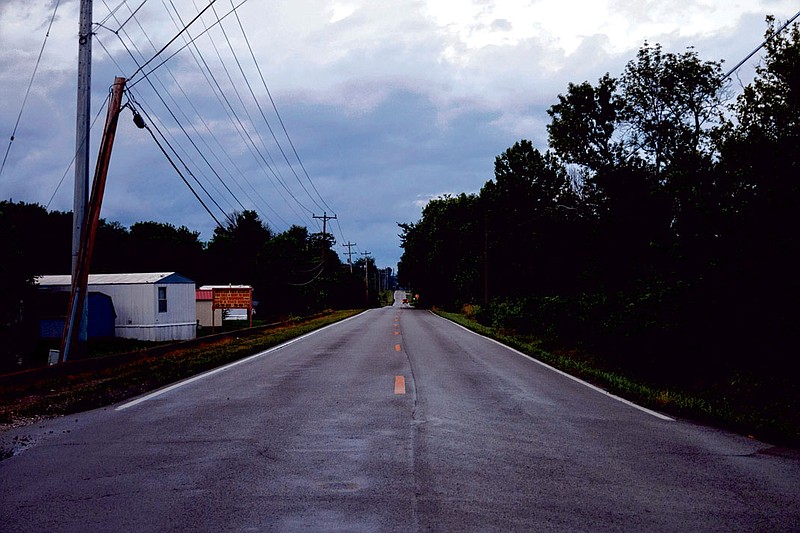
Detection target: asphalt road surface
<box><xmin>2</xmin><ymin>291</ymin><xmax>799</xmax><ymax>531</ymax></box>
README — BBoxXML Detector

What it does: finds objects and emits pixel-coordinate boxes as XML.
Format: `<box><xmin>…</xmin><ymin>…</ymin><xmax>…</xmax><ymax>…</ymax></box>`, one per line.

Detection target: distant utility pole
<box><xmin>72</xmin><ymin>0</ymin><xmax>93</xmax><ymax>348</ymax></box>
<box><xmin>361</xmin><ymin>251</ymin><xmax>371</xmax><ymax>306</ymax></box>
<box><xmin>342</xmin><ymin>241</ymin><xmax>356</xmax><ymax>273</ymax></box>
<box><xmin>484</xmin><ymin>212</ymin><xmax>489</xmax><ymax>305</ymax></box>
<box><xmin>312</xmin><ymin>211</ymin><xmax>337</xmax><ymax>263</ymax></box>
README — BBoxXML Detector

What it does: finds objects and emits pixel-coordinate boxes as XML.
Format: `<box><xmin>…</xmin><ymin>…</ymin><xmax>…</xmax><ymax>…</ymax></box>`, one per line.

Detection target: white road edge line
<box><xmin>116</xmin><ymin>310</ymin><xmax>370</xmax><ymax>411</ymax></box>
<box><xmin>434</xmin><ymin>312</ymin><xmax>675</xmax><ymax>421</ymax></box>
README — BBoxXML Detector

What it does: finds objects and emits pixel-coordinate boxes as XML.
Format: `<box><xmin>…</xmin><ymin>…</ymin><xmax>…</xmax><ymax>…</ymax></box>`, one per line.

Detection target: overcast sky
<box><xmin>1</xmin><ymin>0</ymin><xmax>797</xmax><ymax>272</ymax></box>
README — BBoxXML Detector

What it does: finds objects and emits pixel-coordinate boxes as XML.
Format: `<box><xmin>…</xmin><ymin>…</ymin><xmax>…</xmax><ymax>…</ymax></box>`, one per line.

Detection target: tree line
<box><xmin>398</xmin><ymin>18</ymin><xmax>799</xmax><ymax>394</ymax></box>
<box><xmin>0</xmin><ymin>204</ymin><xmax>384</xmax><ymax>368</ymax></box>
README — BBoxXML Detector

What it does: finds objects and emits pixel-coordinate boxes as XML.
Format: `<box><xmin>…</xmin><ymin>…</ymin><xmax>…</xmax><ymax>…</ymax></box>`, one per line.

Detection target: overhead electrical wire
<box><xmin>93</xmin><ymin>0</ymin><xmax>352</xmax><ymax>254</ymax></box>
<box><xmin>164</xmin><ymin>0</ymin><xmax>315</xmax><ymax>226</ymax></box>
<box><xmin>163</xmin><ymin>24</ymin><xmax>301</xmax><ymax>226</ymax></box>
<box><xmin>127</xmin><ymin>0</ymin><xmax>218</xmax><ymax>82</ymax></box>
<box><xmin>109</xmin><ymin>1</ymin><xmax>285</xmax><ymax>227</ymax></box>
<box><xmin>228</xmin><ymin>0</ymin><xmax>336</xmax><ymax>216</ymax></box>
<box><xmin>127</xmin><ymin>0</ymin><xmax>248</xmax><ymax>88</ymax></box>
<box><xmin>99</xmin><ymin>2</ymin><xmax>278</xmax><ymax>225</ymax></box>
<box><xmin>181</xmin><ymin>0</ymin><xmax>318</xmax><ymax>220</ymax></box>
<box><xmin>131</xmin><ymin>104</ymin><xmax>224</xmax><ymax>229</ymax></box>
<box><xmin>1</xmin><ymin>0</ymin><xmax>62</xmax><ymax>179</ymax></box>
<box><xmin>211</xmin><ymin>1</ymin><xmax>326</xmax><ymax>214</ymax></box>
<box><xmin>97</xmin><ymin>21</ymin><xmax>240</xmax><ymax>223</ymax></box>
<box><xmin>723</xmin><ymin>9</ymin><xmax>800</xmax><ymax>79</ymax></box>
<box><xmin>137</xmin><ymin>0</ymin><xmax>338</xmax><ymax>230</ymax></box>
<box><xmin>134</xmin><ymin>89</ymin><xmax>241</xmax><ymax>223</ymax></box>
<box><xmin>123</xmin><ymin>42</ymin><xmax>248</xmax><ymax>217</ymax></box>
<box><xmin>286</xmin><ymin>262</ymin><xmax>326</xmax><ymax>286</ymax></box>
<box><xmin>129</xmin><ymin>94</ymin><xmax>229</xmax><ymax>227</ymax></box>
<box><xmin>97</xmin><ymin>16</ymin><xmax>235</xmax><ymax>225</ymax></box>
<box><xmin>114</xmin><ymin>0</ymin><xmax>149</xmax><ymax>34</ymax></box>
<box><xmin>159</xmin><ymin>13</ymin><xmax>298</xmax><ymax>229</ymax></box>
<box><xmin>98</xmin><ymin>0</ymin><xmax>133</xmax><ymax>26</ymax></box>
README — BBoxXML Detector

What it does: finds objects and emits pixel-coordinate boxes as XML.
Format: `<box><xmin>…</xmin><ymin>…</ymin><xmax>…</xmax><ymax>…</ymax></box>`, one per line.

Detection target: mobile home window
<box><xmin>158</xmin><ymin>286</ymin><xmax>167</xmax><ymax>313</ymax></box>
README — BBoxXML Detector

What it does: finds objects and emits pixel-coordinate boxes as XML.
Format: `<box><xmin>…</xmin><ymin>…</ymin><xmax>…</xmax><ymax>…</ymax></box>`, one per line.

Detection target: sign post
<box><xmin>211</xmin><ymin>287</ymin><xmax>253</xmax><ymax>329</ymax></box>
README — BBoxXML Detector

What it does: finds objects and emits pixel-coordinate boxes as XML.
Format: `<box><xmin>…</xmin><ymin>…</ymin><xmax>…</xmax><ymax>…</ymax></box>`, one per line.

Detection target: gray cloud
<box><xmin>1</xmin><ymin>0</ymin><xmax>797</xmax><ymax>269</ymax></box>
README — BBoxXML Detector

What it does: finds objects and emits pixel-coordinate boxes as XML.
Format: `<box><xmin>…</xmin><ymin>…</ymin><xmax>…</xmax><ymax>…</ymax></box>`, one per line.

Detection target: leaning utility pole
<box><xmin>72</xmin><ymin>0</ymin><xmax>93</xmax><ymax>349</ymax></box>
<box><xmin>312</xmin><ymin>211</ymin><xmax>337</xmax><ymax>263</ymax></box>
<box><xmin>60</xmin><ymin>77</ymin><xmax>126</xmax><ymax>363</ymax></box>
<box><xmin>342</xmin><ymin>241</ymin><xmax>356</xmax><ymax>273</ymax></box>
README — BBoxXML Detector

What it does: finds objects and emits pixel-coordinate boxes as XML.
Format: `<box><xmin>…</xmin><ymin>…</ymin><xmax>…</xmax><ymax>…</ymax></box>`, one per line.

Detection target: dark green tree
<box><xmin>480</xmin><ymin>141</ymin><xmax>580</xmax><ymax>298</ymax></box>
<box><xmin>207</xmin><ymin>210</ymin><xmax>273</xmax><ymax>285</ymax></box>
<box><xmin>619</xmin><ymin>42</ymin><xmax>726</xmax><ymax>177</ymax></box>
<box><xmin>0</xmin><ymin>202</ymin><xmax>70</xmax><ymax>369</ymax></box>
<box><xmin>398</xmin><ymin>193</ymin><xmax>482</xmax><ymax>308</ymax></box>
<box><xmin>711</xmin><ymin>16</ymin><xmax>800</xmax><ymax>364</ymax></box>
<box><xmin>547</xmin><ymin>73</ymin><xmax>621</xmax><ymax>175</ymax></box>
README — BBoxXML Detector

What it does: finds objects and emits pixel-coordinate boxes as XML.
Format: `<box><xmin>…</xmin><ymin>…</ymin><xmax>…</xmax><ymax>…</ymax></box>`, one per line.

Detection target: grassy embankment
<box><xmin>436</xmin><ymin>310</ymin><xmax>799</xmax><ymax>447</ymax></box>
<box><xmin>0</xmin><ymin>310</ymin><xmax>361</xmax><ymax>428</ymax></box>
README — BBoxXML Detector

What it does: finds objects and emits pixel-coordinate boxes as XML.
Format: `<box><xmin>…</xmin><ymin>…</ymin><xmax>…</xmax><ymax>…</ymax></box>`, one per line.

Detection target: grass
<box><xmin>436</xmin><ymin>310</ymin><xmax>800</xmax><ymax>447</ymax></box>
<box><xmin>0</xmin><ymin>310</ymin><xmax>361</xmax><ymax>429</ymax></box>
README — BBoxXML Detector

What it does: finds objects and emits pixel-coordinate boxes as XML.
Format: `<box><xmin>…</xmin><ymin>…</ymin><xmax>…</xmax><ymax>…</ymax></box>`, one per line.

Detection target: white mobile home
<box><xmin>37</xmin><ymin>272</ymin><xmax>196</xmax><ymax>342</ymax></box>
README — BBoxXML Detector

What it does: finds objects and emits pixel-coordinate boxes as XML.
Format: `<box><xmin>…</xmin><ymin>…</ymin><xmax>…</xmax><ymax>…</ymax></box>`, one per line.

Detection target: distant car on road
<box><xmin>402</xmin><ymin>298</ymin><xmax>408</xmax><ymax>304</ymax></box>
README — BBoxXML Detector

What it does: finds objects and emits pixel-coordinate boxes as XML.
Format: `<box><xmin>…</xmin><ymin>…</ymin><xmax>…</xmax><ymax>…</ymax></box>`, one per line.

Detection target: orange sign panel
<box><xmin>212</xmin><ymin>288</ymin><xmax>252</xmax><ymax>310</ymax></box>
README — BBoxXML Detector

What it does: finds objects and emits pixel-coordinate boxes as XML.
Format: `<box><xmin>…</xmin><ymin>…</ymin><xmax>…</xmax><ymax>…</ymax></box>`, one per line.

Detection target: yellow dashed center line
<box><xmin>394</xmin><ymin>375</ymin><xmax>406</xmax><ymax>394</ymax></box>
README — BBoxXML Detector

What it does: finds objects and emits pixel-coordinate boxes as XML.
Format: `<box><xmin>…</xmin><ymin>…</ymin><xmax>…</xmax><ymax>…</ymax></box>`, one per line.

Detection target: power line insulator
<box><xmin>132</xmin><ymin>111</ymin><xmax>145</xmax><ymax>129</ymax></box>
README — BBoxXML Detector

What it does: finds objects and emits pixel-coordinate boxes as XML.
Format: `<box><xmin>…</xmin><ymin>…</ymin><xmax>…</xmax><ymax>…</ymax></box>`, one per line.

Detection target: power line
<box><xmin>185</xmin><ymin>0</ymin><xmax>317</xmax><ymax>219</ymax></box>
<box><xmin>724</xmin><ymin>10</ymin><xmax>800</xmax><ymax>79</ymax></box>
<box><xmin>127</xmin><ymin>0</ymin><xmax>249</xmax><ymax>89</ymax></box>
<box><xmin>128</xmin><ymin>0</ymin><xmax>218</xmax><ymax>82</ymax></box>
<box><xmin>228</xmin><ymin>0</ymin><xmax>336</xmax><ymax>215</ymax></box>
<box><xmin>168</xmin><ymin>1</ymin><xmax>317</xmax><ymax>226</ymax></box>
<box><xmin>215</xmin><ymin>1</ymin><xmax>325</xmax><ymax>214</ymax></box>
<box><xmin>286</xmin><ymin>262</ymin><xmax>326</xmax><ymax>286</ymax></box>
<box><xmin>129</xmin><ymin>93</ymin><xmax>232</xmax><ymax>223</ymax></box>
<box><xmin>129</xmin><ymin>100</ymin><xmax>225</xmax><ymax>229</ymax></box>
<box><xmin>97</xmin><ymin>19</ymin><xmax>240</xmax><ymax>221</ymax></box>
<box><xmin>109</xmin><ymin>1</ymin><xmax>284</xmax><ymax>227</ymax></box>
<box><xmin>94</xmin><ymin>0</ymin><xmax>351</xmax><ymax>249</ymax></box>
<box><xmin>98</xmin><ymin>0</ymin><xmax>132</xmax><ymax>26</ymax></box>
<box><xmin>114</xmin><ymin>0</ymin><xmax>149</xmax><ymax>34</ymax></box>
<box><xmin>1</xmin><ymin>0</ymin><xmax>62</xmax><ymax>179</ymax></box>
<box><xmin>99</xmin><ymin>3</ymin><xmax>284</xmax><ymax>226</ymax></box>
<box><xmin>121</xmin><ymin>0</ymin><xmax>345</xmax><ymax>241</ymax></box>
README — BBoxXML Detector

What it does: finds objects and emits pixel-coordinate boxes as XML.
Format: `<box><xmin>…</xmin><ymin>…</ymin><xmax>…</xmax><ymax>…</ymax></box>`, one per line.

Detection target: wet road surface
<box><xmin>2</xmin><ymin>292</ymin><xmax>799</xmax><ymax>531</ymax></box>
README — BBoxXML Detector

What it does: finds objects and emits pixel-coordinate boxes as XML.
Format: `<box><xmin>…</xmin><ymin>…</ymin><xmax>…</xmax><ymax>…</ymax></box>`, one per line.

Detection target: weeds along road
<box><xmin>2</xmin><ymin>291</ymin><xmax>799</xmax><ymax>531</ymax></box>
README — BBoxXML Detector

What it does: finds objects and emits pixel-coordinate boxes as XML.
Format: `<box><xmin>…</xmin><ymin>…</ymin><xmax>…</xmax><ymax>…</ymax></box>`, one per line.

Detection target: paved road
<box><xmin>2</xmin><ymin>291</ymin><xmax>799</xmax><ymax>531</ymax></box>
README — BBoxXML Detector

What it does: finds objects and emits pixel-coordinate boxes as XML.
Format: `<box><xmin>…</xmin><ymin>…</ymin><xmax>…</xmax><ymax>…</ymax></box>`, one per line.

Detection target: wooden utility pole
<box><xmin>60</xmin><ymin>77</ymin><xmax>126</xmax><ymax>362</ymax></box>
<box><xmin>72</xmin><ymin>0</ymin><xmax>93</xmax><ymax>348</ymax></box>
<box><xmin>484</xmin><ymin>211</ymin><xmax>489</xmax><ymax>305</ymax></box>
<box><xmin>342</xmin><ymin>241</ymin><xmax>356</xmax><ymax>273</ymax></box>
<box><xmin>312</xmin><ymin>211</ymin><xmax>337</xmax><ymax>263</ymax></box>
<box><xmin>361</xmin><ymin>251</ymin><xmax>371</xmax><ymax>307</ymax></box>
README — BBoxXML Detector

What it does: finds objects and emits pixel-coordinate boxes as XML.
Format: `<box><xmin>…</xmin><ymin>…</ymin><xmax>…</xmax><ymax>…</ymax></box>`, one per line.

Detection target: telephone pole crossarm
<box><xmin>342</xmin><ymin>241</ymin><xmax>357</xmax><ymax>273</ymax></box>
<box><xmin>313</xmin><ymin>211</ymin><xmax>337</xmax><ymax>263</ymax></box>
